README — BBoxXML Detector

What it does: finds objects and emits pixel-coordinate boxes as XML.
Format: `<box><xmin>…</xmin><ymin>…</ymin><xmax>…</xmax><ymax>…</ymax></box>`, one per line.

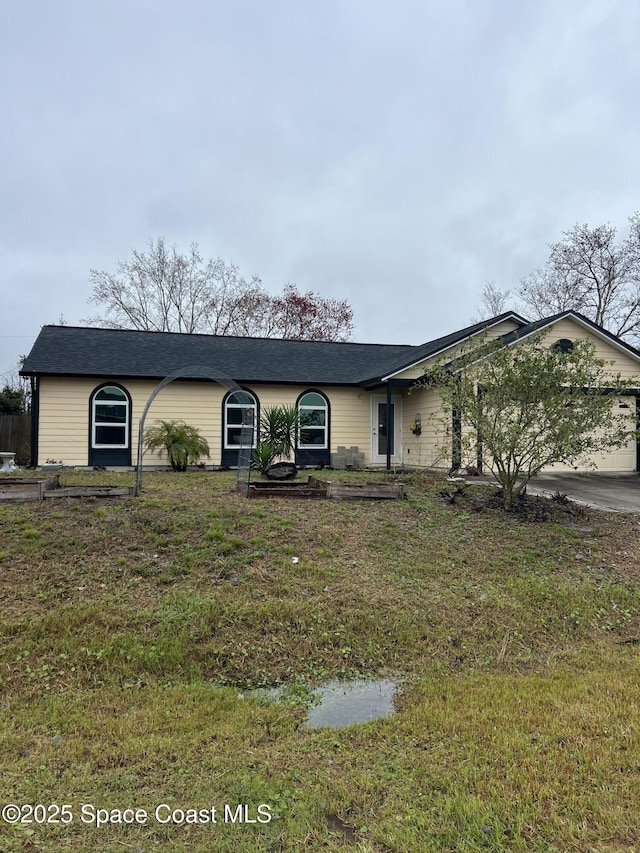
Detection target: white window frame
<box><xmin>92</xmin><ymin>385</ymin><xmax>129</xmax><ymax>449</ymax></box>
<box><xmin>224</xmin><ymin>390</ymin><xmax>258</xmax><ymax>450</ymax></box>
<box><xmin>298</xmin><ymin>391</ymin><xmax>329</xmax><ymax>450</ymax></box>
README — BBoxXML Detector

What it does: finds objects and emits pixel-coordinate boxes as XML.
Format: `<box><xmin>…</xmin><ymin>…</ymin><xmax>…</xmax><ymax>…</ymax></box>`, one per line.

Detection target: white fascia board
<box><xmin>381</xmin><ymin>312</ymin><xmax>528</xmax><ymax>382</ymax></box>
<box><xmin>440</xmin><ymin>312</ymin><xmax>640</xmax><ymax>376</ymax></box>
<box><xmin>500</xmin><ymin>313</ymin><xmax>640</xmax><ymax>365</ymax></box>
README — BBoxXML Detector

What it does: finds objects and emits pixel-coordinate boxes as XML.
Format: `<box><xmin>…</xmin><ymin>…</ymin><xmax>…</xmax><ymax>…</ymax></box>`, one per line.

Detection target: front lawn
<box><xmin>0</xmin><ymin>470</ymin><xmax>638</xmax><ymax>851</ymax></box>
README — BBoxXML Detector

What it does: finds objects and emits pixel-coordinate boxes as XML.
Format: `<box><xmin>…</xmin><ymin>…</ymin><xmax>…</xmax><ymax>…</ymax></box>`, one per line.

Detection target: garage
<box><xmin>544</xmin><ymin>397</ymin><xmax>638</xmax><ymax>473</ymax></box>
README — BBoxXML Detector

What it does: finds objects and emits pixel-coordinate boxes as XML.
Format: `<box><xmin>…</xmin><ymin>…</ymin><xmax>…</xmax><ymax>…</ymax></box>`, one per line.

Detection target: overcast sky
<box><xmin>2</xmin><ymin>0</ymin><xmax>639</xmax><ymax>380</ymax></box>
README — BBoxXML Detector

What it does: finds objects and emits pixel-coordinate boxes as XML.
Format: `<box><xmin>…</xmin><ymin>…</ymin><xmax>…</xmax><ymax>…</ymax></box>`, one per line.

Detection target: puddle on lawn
<box><xmin>249</xmin><ymin>678</ymin><xmax>399</xmax><ymax>728</ymax></box>
<box><xmin>304</xmin><ymin>678</ymin><xmax>398</xmax><ymax>728</ymax></box>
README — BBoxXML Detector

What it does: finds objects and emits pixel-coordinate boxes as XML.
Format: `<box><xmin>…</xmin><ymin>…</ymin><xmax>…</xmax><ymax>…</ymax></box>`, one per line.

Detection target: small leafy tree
<box><xmin>0</xmin><ymin>384</ymin><xmax>28</xmax><ymax>414</ymax></box>
<box><xmin>421</xmin><ymin>332</ymin><xmax>637</xmax><ymax>509</ymax></box>
<box><xmin>144</xmin><ymin>419</ymin><xmax>210</xmax><ymax>471</ymax></box>
<box><xmin>252</xmin><ymin>405</ymin><xmax>299</xmax><ymax>475</ymax></box>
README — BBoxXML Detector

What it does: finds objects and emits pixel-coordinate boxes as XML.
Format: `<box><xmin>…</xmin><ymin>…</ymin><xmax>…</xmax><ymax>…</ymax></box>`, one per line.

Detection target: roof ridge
<box><xmin>40</xmin><ymin>324</ymin><xmax>419</xmax><ymax>349</ymax></box>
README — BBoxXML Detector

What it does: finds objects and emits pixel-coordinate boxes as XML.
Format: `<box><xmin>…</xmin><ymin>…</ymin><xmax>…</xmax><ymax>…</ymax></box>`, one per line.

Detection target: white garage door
<box><xmin>544</xmin><ymin>398</ymin><xmax>637</xmax><ymax>473</ymax></box>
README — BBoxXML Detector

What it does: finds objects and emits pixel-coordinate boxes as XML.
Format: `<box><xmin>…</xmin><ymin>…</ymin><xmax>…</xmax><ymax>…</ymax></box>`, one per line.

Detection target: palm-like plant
<box><xmin>251</xmin><ymin>441</ymin><xmax>279</xmax><ymax>476</ymax></box>
<box><xmin>260</xmin><ymin>405</ymin><xmax>298</xmax><ymax>457</ymax></box>
<box><xmin>252</xmin><ymin>404</ymin><xmax>299</xmax><ymax>475</ymax></box>
<box><xmin>144</xmin><ymin>419</ymin><xmax>210</xmax><ymax>471</ymax></box>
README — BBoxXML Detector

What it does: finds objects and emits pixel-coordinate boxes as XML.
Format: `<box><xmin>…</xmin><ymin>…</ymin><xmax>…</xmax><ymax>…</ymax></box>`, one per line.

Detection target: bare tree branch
<box><xmin>518</xmin><ymin>214</ymin><xmax>640</xmax><ymax>343</ymax></box>
<box><xmin>84</xmin><ymin>238</ymin><xmax>354</xmax><ymax>341</ymax></box>
<box><xmin>472</xmin><ymin>281</ymin><xmax>512</xmax><ymax>321</ymax></box>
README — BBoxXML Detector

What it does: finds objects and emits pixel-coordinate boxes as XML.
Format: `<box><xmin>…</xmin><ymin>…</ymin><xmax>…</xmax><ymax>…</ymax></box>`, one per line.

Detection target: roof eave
<box><xmin>19</xmin><ymin>368</ymin><xmax>370</xmax><ymax>387</ymax></box>
<box><xmin>380</xmin><ymin>311</ymin><xmax>528</xmax><ymax>381</ymax></box>
<box><xmin>502</xmin><ymin>311</ymin><xmax>640</xmax><ymax>364</ymax></box>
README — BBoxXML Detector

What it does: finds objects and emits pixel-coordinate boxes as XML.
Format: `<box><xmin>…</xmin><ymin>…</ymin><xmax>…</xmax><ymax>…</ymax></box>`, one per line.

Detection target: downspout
<box><xmin>386</xmin><ymin>381</ymin><xmax>392</xmax><ymax>471</ymax></box>
<box><xmin>636</xmin><ymin>396</ymin><xmax>640</xmax><ymax>473</ymax></box>
<box><xmin>451</xmin><ymin>376</ymin><xmax>462</xmax><ymax>472</ymax></box>
<box><xmin>29</xmin><ymin>376</ymin><xmax>39</xmax><ymax>468</ymax></box>
<box><xmin>476</xmin><ymin>383</ymin><xmax>483</xmax><ymax>473</ymax></box>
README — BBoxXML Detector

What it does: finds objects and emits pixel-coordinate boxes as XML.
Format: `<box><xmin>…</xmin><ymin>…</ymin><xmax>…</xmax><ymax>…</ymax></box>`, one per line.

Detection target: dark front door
<box><xmin>377</xmin><ymin>402</ymin><xmax>395</xmax><ymax>457</ymax></box>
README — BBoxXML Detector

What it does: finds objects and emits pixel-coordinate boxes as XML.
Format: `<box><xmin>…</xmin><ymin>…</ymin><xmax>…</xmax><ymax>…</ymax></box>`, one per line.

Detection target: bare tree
<box><xmin>277</xmin><ymin>284</ymin><xmax>354</xmax><ymax>341</ymax></box>
<box><xmin>237</xmin><ymin>284</ymin><xmax>354</xmax><ymax>341</ymax></box>
<box><xmin>85</xmin><ymin>239</ymin><xmax>354</xmax><ymax>341</ymax></box>
<box><xmin>473</xmin><ymin>281</ymin><xmax>512</xmax><ymax>321</ymax></box>
<box><xmin>519</xmin><ymin>214</ymin><xmax>640</xmax><ymax>343</ymax></box>
<box><xmin>85</xmin><ymin>238</ymin><xmax>260</xmax><ymax>334</ymax></box>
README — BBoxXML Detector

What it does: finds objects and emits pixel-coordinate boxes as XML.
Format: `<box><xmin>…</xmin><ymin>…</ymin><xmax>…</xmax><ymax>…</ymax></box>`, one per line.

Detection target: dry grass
<box><xmin>0</xmin><ymin>469</ymin><xmax>638</xmax><ymax>851</ymax></box>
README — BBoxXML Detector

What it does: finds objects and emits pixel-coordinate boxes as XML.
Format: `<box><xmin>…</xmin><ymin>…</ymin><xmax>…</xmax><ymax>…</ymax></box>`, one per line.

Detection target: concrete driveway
<box><xmin>527</xmin><ymin>472</ymin><xmax>640</xmax><ymax>513</ymax></box>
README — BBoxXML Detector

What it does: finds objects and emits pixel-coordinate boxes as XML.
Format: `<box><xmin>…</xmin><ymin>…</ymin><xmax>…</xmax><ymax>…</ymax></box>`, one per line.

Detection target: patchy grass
<box><xmin>0</xmin><ymin>469</ymin><xmax>638</xmax><ymax>852</ymax></box>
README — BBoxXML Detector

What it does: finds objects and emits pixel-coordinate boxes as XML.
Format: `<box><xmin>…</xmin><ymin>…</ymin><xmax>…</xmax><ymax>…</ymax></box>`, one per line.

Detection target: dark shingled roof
<box><xmin>20</xmin><ymin>325</ymin><xmax>419</xmax><ymax>386</ymax></box>
<box><xmin>378</xmin><ymin>312</ymin><xmax>528</xmax><ymax>377</ymax></box>
<box><xmin>19</xmin><ymin>313</ymin><xmax>543</xmax><ymax>386</ymax></box>
<box><xmin>20</xmin><ymin>311</ymin><xmax>640</xmax><ymax>389</ymax></box>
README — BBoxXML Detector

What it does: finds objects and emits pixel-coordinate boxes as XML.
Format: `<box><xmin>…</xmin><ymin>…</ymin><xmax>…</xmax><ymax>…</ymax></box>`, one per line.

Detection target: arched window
<box><xmin>92</xmin><ymin>385</ymin><xmax>129</xmax><ymax>447</ymax></box>
<box><xmin>223</xmin><ymin>389</ymin><xmax>258</xmax><ymax>450</ymax></box>
<box><xmin>298</xmin><ymin>391</ymin><xmax>329</xmax><ymax>449</ymax></box>
<box><xmin>89</xmin><ymin>384</ymin><xmax>131</xmax><ymax>466</ymax></box>
<box><xmin>553</xmin><ymin>338</ymin><xmax>574</xmax><ymax>354</ymax></box>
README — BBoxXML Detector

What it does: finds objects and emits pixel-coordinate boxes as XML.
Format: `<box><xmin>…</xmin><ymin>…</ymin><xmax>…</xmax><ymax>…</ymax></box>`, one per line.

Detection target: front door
<box><xmin>370</xmin><ymin>395</ymin><xmax>402</xmax><ymax>465</ymax></box>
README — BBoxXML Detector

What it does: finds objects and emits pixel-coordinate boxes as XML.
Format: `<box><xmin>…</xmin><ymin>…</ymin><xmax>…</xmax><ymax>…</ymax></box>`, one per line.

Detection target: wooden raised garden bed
<box><xmin>0</xmin><ymin>475</ymin><xmax>134</xmax><ymax>502</ymax></box>
<box><xmin>44</xmin><ymin>485</ymin><xmax>135</xmax><ymax>500</ymax></box>
<box><xmin>0</xmin><ymin>475</ymin><xmax>60</xmax><ymax>502</ymax></box>
<box><xmin>244</xmin><ymin>476</ymin><xmax>404</xmax><ymax>501</ymax></box>
<box><xmin>245</xmin><ymin>476</ymin><xmax>328</xmax><ymax>499</ymax></box>
<box><xmin>325</xmin><ymin>480</ymin><xmax>404</xmax><ymax>501</ymax></box>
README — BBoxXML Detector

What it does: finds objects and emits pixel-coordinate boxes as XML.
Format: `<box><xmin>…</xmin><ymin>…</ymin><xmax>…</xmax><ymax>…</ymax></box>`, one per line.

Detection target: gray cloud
<box><xmin>2</xmin><ymin>0</ymin><xmax>639</xmax><ymax>375</ymax></box>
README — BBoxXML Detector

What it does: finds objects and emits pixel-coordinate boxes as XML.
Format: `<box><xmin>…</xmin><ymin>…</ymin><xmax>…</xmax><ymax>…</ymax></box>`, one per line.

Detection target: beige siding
<box><xmin>523</xmin><ymin>319</ymin><xmax>639</xmax><ymax>472</ymax></box>
<box><xmin>535</xmin><ymin>318</ymin><xmax>640</xmax><ymax>382</ymax></box>
<box><xmin>394</xmin><ymin>365</ymin><xmax>433</xmax><ymax>381</ymax></box>
<box><xmin>38</xmin><ymin>377</ymin><xmax>94</xmax><ymax>466</ymax></box>
<box><xmin>38</xmin><ymin>377</ymin><xmax>228</xmax><ymax>467</ymax></box>
<box><xmin>483</xmin><ymin>319</ymin><xmax>522</xmax><ymax>340</ymax></box>
<box><xmin>244</xmin><ymin>385</ymin><xmax>371</xmax><ymax>460</ymax></box>
<box><xmin>37</xmin><ymin>377</ymin><xmax>370</xmax><ymax>467</ymax></box>
<box><xmin>324</xmin><ymin>387</ymin><xmax>371</xmax><ymax>455</ymax></box>
<box><xmin>544</xmin><ymin>398</ymin><xmax>637</xmax><ymax>472</ymax></box>
<box><xmin>130</xmin><ymin>379</ymin><xmax>224</xmax><ymax>465</ymax></box>
<box><xmin>400</xmin><ymin>386</ymin><xmax>450</xmax><ymax>468</ymax></box>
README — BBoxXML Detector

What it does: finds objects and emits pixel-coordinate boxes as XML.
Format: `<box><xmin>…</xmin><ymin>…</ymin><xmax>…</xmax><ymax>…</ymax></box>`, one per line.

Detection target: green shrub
<box><xmin>144</xmin><ymin>420</ymin><xmax>210</xmax><ymax>471</ymax></box>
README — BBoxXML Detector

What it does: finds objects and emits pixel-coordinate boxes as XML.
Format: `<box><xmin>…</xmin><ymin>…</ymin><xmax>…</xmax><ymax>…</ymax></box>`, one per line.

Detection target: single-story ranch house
<box><xmin>20</xmin><ymin>310</ymin><xmax>640</xmax><ymax>472</ymax></box>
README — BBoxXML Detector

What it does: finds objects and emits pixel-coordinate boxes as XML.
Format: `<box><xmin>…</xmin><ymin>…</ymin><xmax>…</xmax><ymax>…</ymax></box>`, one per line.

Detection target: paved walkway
<box><xmin>527</xmin><ymin>472</ymin><xmax>640</xmax><ymax>513</ymax></box>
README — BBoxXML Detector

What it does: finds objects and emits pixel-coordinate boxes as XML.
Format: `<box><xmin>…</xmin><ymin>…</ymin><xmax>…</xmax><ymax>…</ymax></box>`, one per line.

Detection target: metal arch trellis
<box><xmin>134</xmin><ymin>365</ymin><xmax>243</xmax><ymax>496</ymax></box>
<box><xmin>235</xmin><ymin>396</ymin><xmax>256</xmax><ymax>495</ymax></box>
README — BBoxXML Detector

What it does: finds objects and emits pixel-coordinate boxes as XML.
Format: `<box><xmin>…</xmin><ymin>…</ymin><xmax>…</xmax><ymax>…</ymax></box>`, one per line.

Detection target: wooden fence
<box><xmin>0</xmin><ymin>415</ymin><xmax>31</xmax><ymax>465</ymax></box>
